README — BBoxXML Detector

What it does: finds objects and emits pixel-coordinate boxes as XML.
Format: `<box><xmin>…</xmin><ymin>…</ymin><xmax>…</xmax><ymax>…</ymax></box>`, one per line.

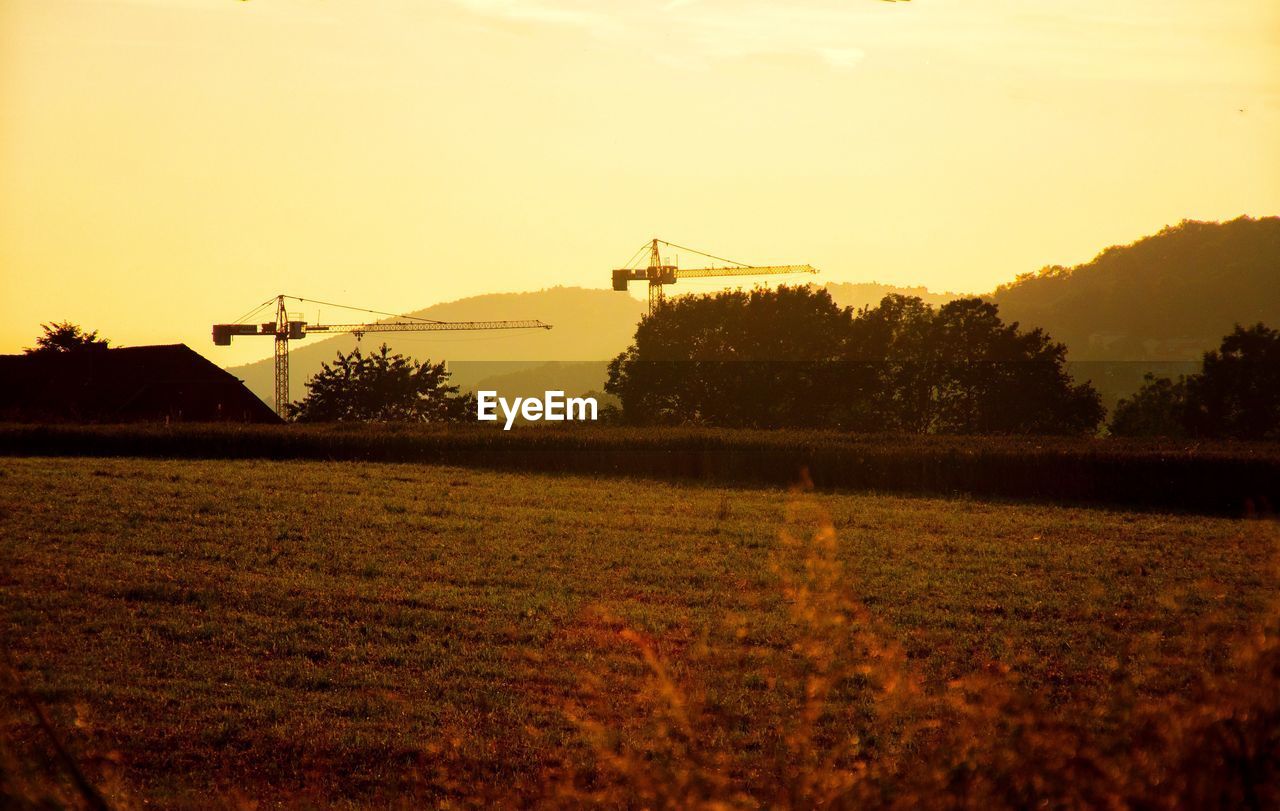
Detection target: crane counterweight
<box><xmin>613</xmin><ymin>238</ymin><xmax>817</xmax><ymax>313</ymax></box>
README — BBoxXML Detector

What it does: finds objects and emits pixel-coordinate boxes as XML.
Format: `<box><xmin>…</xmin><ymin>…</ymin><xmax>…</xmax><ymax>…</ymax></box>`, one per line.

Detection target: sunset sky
<box><xmin>2</xmin><ymin>0</ymin><xmax>1277</xmax><ymax>366</ymax></box>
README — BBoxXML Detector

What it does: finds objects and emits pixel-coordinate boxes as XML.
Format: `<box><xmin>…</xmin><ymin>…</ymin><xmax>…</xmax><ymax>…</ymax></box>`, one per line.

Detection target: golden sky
<box><xmin>2</xmin><ymin>0</ymin><xmax>1278</xmax><ymax>365</ymax></box>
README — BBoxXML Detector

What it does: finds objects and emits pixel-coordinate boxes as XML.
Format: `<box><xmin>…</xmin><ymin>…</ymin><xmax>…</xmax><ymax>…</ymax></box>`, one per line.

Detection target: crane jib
<box><xmin>609</xmin><ymin>238</ymin><xmax>819</xmax><ymax>314</ymax></box>
<box><xmin>305</xmin><ymin>320</ymin><xmax>550</xmax><ymax>335</ymax></box>
<box><xmin>212</xmin><ymin>294</ymin><xmax>552</xmax><ymax>418</ymax></box>
<box><xmin>213</xmin><ymin>319</ymin><xmax>550</xmax><ymax>344</ymax></box>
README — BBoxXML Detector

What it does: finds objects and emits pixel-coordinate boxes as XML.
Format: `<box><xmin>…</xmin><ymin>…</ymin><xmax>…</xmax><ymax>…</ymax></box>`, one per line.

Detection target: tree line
<box><xmin>606</xmin><ymin>287</ymin><xmax>1105</xmax><ymax>435</ymax></box>
<box><xmin>24</xmin><ymin>301</ymin><xmax>1278</xmax><ymax>438</ymax></box>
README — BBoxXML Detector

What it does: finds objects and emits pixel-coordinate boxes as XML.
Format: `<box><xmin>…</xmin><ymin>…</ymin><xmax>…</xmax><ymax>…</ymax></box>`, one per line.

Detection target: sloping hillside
<box><xmin>988</xmin><ymin>216</ymin><xmax>1280</xmax><ymax>361</ymax></box>
<box><xmin>226</xmin><ymin>287</ymin><xmax>646</xmax><ymax>405</ymax></box>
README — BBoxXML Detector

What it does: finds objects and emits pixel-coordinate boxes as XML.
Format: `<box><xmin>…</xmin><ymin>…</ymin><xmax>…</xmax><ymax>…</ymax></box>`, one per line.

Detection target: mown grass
<box><xmin>0</xmin><ymin>456</ymin><xmax>1276</xmax><ymax>807</ymax></box>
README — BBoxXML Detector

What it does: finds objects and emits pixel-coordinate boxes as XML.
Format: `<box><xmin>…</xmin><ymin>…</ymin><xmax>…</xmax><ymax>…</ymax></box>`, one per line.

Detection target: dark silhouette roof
<box><xmin>0</xmin><ymin>344</ymin><xmax>281</xmax><ymax>424</ymax></box>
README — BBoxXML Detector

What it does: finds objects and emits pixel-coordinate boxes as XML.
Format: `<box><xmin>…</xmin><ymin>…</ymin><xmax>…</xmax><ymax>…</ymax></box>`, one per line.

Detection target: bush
<box><xmin>1111</xmin><ymin>374</ymin><xmax>1188</xmax><ymax>438</ymax></box>
<box><xmin>288</xmin><ymin>343</ymin><xmax>473</xmax><ymax>423</ymax></box>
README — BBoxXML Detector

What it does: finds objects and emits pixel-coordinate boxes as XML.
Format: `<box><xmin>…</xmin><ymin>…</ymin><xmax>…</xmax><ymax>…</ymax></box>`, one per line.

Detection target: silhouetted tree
<box><xmin>927</xmin><ymin>298</ymin><xmax>1103</xmax><ymax>435</ymax></box>
<box><xmin>288</xmin><ymin>343</ymin><xmax>473</xmax><ymax>423</ymax></box>
<box><xmin>607</xmin><ymin>286</ymin><xmax>861</xmax><ymax>428</ymax></box>
<box><xmin>1110</xmin><ymin>374</ymin><xmax>1188</xmax><ymax>438</ymax></box>
<box><xmin>24</xmin><ymin>321</ymin><xmax>110</xmax><ymax>354</ymax></box>
<box><xmin>1106</xmin><ymin>324</ymin><xmax>1279</xmax><ymax>440</ymax></box>
<box><xmin>606</xmin><ymin>288</ymin><xmax>1104</xmax><ymax>435</ymax></box>
<box><xmin>1185</xmin><ymin>324</ymin><xmax>1280</xmax><ymax>440</ymax></box>
<box><xmin>849</xmin><ymin>294</ymin><xmax>935</xmax><ymax>431</ymax></box>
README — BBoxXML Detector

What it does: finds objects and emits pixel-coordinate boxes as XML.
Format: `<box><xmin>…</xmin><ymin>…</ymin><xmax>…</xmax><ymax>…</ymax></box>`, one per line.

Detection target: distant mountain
<box><xmin>987</xmin><ymin>216</ymin><xmax>1280</xmax><ymax>361</ymax></box>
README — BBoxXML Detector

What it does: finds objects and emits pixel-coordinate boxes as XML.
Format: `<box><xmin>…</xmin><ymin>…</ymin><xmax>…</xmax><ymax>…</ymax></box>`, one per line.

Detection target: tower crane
<box><xmin>213</xmin><ymin>294</ymin><xmax>552</xmax><ymax>418</ymax></box>
<box><xmin>612</xmin><ymin>238</ymin><xmax>818</xmax><ymax>314</ymax></box>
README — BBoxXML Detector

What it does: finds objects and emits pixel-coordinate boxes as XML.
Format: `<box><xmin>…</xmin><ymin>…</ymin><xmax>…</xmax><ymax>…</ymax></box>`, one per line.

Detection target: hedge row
<box><xmin>2</xmin><ymin>423</ymin><xmax>1277</xmax><ymax>516</ymax></box>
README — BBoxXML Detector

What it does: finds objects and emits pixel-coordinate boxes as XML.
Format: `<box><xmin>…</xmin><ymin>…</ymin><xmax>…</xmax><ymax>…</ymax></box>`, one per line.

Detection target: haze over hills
<box><xmin>825</xmin><ymin>282</ymin><xmax>959</xmax><ymax>311</ymax></box>
<box><xmin>224</xmin><ymin>281</ymin><xmax>961</xmax><ymax>406</ymax></box>
<box><xmin>224</xmin><ymin>287</ymin><xmax>646</xmax><ymax>405</ymax></box>
<box><xmin>224</xmin><ymin>217</ymin><xmax>1279</xmax><ymax>411</ymax></box>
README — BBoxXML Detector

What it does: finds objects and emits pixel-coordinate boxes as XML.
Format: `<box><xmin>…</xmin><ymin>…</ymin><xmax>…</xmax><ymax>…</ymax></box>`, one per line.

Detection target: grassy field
<box><xmin>1</xmin><ymin>456</ymin><xmax>1277</xmax><ymax>807</ymax></box>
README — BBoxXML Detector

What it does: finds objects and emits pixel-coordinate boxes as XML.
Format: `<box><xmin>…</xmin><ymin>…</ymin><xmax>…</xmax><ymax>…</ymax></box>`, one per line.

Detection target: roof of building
<box><xmin>0</xmin><ymin>344</ymin><xmax>281</xmax><ymax>424</ymax></box>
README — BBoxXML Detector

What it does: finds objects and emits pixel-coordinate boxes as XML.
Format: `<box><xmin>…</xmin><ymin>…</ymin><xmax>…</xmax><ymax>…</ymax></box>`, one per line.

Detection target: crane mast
<box><xmin>213</xmin><ymin>295</ymin><xmax>552</xmax><ymax>418</ymax></box>
<box><xmin>613</xmin><ymin>238</ymin><xmax>817</xmax><ymax>314</ymax></box>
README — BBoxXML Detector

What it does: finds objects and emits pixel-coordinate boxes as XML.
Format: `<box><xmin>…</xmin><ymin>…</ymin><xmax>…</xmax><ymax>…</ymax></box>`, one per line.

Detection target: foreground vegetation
<box><xmin>2</xmin><ymin>423</ymin><xmax>1278</xmax><ymax>515</ymax></box>
<box><xmin>2</xmin><ymin>457</ymin><xmax>1277</xmax><ymax>807</ymax></box>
